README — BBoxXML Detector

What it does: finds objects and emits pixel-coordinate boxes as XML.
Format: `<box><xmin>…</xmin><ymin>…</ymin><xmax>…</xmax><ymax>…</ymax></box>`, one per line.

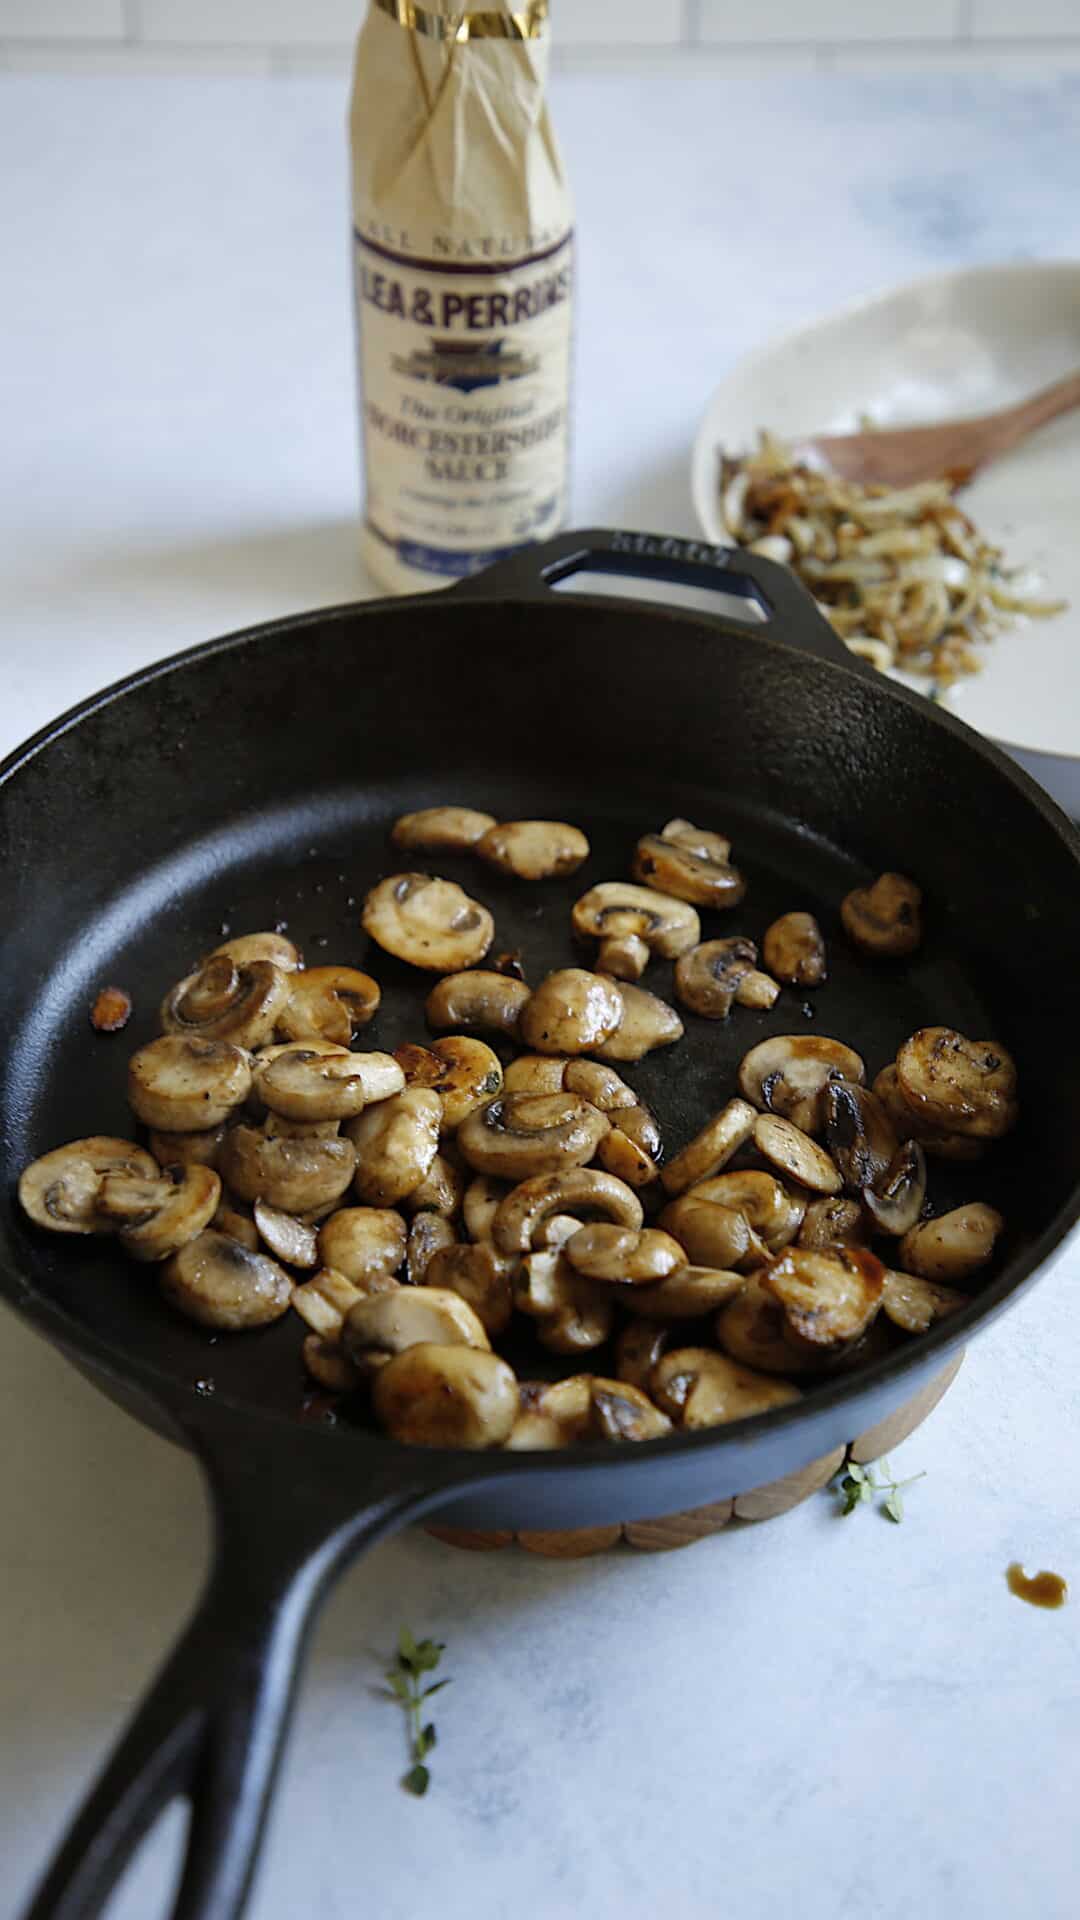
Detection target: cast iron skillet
<box><xmin>4</xmin><ymin>529</ymin><xmax>1080</xmax><ymax>1920</ymax></box>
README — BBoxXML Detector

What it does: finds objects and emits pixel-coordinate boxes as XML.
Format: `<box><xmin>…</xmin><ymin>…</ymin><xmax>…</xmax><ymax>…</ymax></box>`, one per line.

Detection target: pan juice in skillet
<box><xmin>16</xmin><ymin>804</ymin><xmax>1019</xmax><ymax>1451</ymax></box>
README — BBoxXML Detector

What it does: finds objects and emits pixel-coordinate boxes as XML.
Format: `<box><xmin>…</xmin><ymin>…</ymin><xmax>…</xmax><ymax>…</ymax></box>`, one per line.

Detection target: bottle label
<box><xmin>353</xmin><ymin>227</ymin><xmax>573</xmax><ymax>580</ymax></box>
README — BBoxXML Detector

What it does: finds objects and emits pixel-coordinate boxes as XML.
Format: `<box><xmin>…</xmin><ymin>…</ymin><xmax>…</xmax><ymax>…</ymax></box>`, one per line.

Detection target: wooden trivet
<box><xmin>427</xmin><ymin>1353</ymin><xmax>963</xmax><ymax>1558</ymax></box>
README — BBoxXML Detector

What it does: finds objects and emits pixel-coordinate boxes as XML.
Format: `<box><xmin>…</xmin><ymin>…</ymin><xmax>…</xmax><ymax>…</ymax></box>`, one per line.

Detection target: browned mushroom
<box><xmin>290</xmin><ymin>1265</ymin><xmax>388</xmax><ymax>1342</ymax></box>
<box><xmin>872</xmin><ymin>1065</ymin><xmax>986</xmax><ymax>1163</ymax></box>
<box><xmin>594</xmin><ymin>979</ymin><xmax>683</xmax><ymax>1063</ymax></box>
<box><xmin>346</xmin><ymin>1089</ymin><xmax>442</xmax><ymax>1206</ymax></box>
<box><xmin>651</xmin><ymin>1347</ymin><xmax>801</xmax><ymax>1426</ymax></box>
<box><xmin>506</xmin><ymin>1374</ymin><xmax>670</xmax><ymax>1448</ymax></box>
<box><xmin>395</xmin><ymin>1035</ymin><xmax>503</xmax><ymax>1132</ymax></box>
<box><xmin>220</xmin><ymin>1124</ymin><xmax>356</xmax><ymax>1214</ymax></box>
<box><xmin>391</xmin><ymin>806</ymin><xmax>497</xmax><ymax>854</ymax></box>
<box><xmin>596</xmin><ymin>1104</ymin><xmax>663</xmax><ymax>1190</ymax></box>
<box><xmin>493</xmin><ymin>1168</ymin><xmax>643</xmax><ymax>1254</ymax></box>
<box><xmin>571</xmin><ymin>882</ymin><xmax>700</xmax><ymax>981</ymax></box>
<box><xmin>425</xmin><ymin>970</ymin><xmax>530</xmax><ymax>1039</ymax></box>
<box><xmin>659</xmin><ymin>1195</ymin><xmax>765</xmax><ymax>1272</ymax></box>
<box><xmin>895</xmin><ymin>1028</ymin><xmax>1018</xmax><ymax>1140</ymax></box>
<box><xmin>161</xmin><ymin>1230</ymin><xmax>293</xmax><ymax>1330</ymax></box>
<box><xmin>160</xmin><ymin>955</ymin><xmax>291</xmax><ymax>1047</ymax></box>
<box><xmin>18</xmin><ymin>1137</ymin><xmax>160</xmax><ymax>1236</ymax></box>
<box><xmin>301</xmin><ymin>1335</ymin><xmax>360</xmax><ymax>1394</ymax></box>
<box><xmin>316</xmin><ymin>1206</ymin><xmax>406</xmax><ymax>1283</ymax></box>
<box><xmin>562</xmin><ymin>1060</ymin><xmax>637</xmax><ymax>1110</ymax></box>
<box><xmin>475</xmin><ymin>820</ymin><xmax>589</xmax><ymax>880</ymax></box>
<box><xmin>512</xmin><ymin>1248</ymin><xmax>614</xmax><ymax>1353</ymax></box>
<box><xmin>762</xmin><ymin>912</ymin><xmax>826</xmax><ymax>989</ymax></box>
<box><xmin>213</xmin><ymin>1197</ymin><xmax>261</xmax><ymax>1252</ymax></box>
<box><xmin>841</xmin><ymin>873</ymin><xmax>922</xmax><ymax>958</ymax></box>
<box><xmin>882</xmin><ymin>1269</ymin><xmax>968</xmax><ymax>1334</ymax></box>
<box><xmin>362</xmin><ymin>873</ymin><xmax>494</xmax><ymax>972</ymax></box>
<box><xmin>148</xmin><ymin>1125</ymin><xmax>226</xmax><ymax>1172</ymax></box>
<box><xmin>128</xmin><ymin>1035</ymin><xmax>253</xmax><ymax>1133</ymax></box>
<box><xmin>687</xmin><ymin>1170</ymin><xmax>805</xmax><ymax>1253</ymax></box>
<box><xmin>898</xmin><ymin>1204</ymin><xmax>1004</xmax><ymax>1282</ymax></box>
<box><xmin>277</xmin><ymin>966</ymin><xmax>380</xmax><ymax>1045</ymax></box>
<box><xmin>257</xmin><ymin>1046</ymin><xmax>404</xmax><ymax>1124</ymax></box>
<box><xmin>863</xmin><ymin>1139</ymin><xmax>927</xmax><ymax>1237</ymax></box>
<box><xmin>456</xmin><ymin>1092</ymin><xmax>609</xmax><ymax>1180</ymax></box>
<box><xmin>632</xmin><ymin>823</ymin><xmax>745</xmax><ymax>910</ymax></box>
<box><xmin>400</xmin><ymin>1149</ymin><xmax>465</xmax><ymax>1219</ymax></box>
<box><xmin>461</xmin><ymin>1174</ymin><xmax>509</xmax><ymax>1244</ymax></box>
<box><xmin>760</xmin><ymin>1244</ymin><xmax>885</xmax><ymax>1354</ymax></box>
<box><xmin>564</xmin><ymin>1223</ymin><xmax>686</xmax><ymax>1284</ymax></box>
<box><xmin>253</xmin><ymin>1198</ymin><xmax>319</xmax><ymax>1269</ymax></box>
<box><xmin>208</xmin><ymin>931</ymin><xmax>301</xmax><ymax>972</ymax></box>
<box><xmin>821</xmin><ymin>1079</ymin><xmax>899</xmax><ymax>1192</ymax></box>
<box><xmin>797</xmin><ymin>1195</ymin><xmax>869</xmax><ymax>1249</ymax></box>
<box><xmin>373</xmin><ymin>1344</ymin><xmax>519</xmax><ymax>1449</ymax></box>
<box><xmin>503</xmin><ymin>1054</ymin><xmax>570</xmax><ymax>1095</ymax></box>
<box><xmin>753</xmin><ymin>1114</ymin><xmax>843</xmax><ymax>1194</ymax></box>
<box><xmin>737</xmin><ymin>1034</ymin><xmax>865</xmax><ymax>1136</ymax></box>
<box><xmin>99</xmin><ymin>1163</ymin><xmax>221</xmax><ymax>1262</ymax></box>
<box><xmin>342</xmin><ymin>1286</ymin><xmax>491</xmax><ymax>1374</ymax></box>
<box><xmin>674</xmin><ymin>937</ymin><xmax>775</xmax><ymax>1019</ymax></box>
<box><xmin>424</xmin><ymin>1241</ymin><xmax>513</xmax><ymax>1336</ymax></box>
<box><xmin>518</xmin><ymin>968</ymin><xmax>624</xmax><ymax>1055</ymax></box>
<box><xmin>404</xmin><ymin>1211</ymin><xmax>457</xmax><ymax>1285</ymax></box>
<box><xmin>659</xmin><ymin>1098</ymin><xmax>757</xmax><ymax>1197</ymax></box>
<box><xmin>715</xmin><ymin>1278</ymin><xmax>824</xmax><ymax>1376</ymax></box>
<box><xmin>619</xmin><ymin>1263</ymin><xmax>746</xmax><ymax>1321</ymax></box>
<box><xmin>615</xmin><ymin>1320</ymin><xmax>670</xmax><ymax>1392</ymax></box>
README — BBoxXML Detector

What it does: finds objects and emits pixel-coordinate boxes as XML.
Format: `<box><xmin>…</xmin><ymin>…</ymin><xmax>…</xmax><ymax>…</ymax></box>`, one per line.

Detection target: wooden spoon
<box><xmin>798</xmin><ymin>367</ymin><xmax>1080</xmax><ymax>488</ymax></box>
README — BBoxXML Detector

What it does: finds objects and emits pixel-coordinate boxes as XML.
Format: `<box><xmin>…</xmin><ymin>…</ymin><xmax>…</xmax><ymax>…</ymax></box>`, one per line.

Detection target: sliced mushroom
<box><xmin>220</xmin><ymin>1124</ymin><xmax>356</xmax><ymax>1214</ymax></box>
<box><xmin>518</xmin><ymin>968</ymin><xmax>624</xmax><ymax>1055</ymax></box>
<box><xmin>395</xmin><ymin>1035</ymin><xmax>503</xmax><ymax>1132</ymax></box>
<box><xmin>316</xmin><ymin>1206</ymin><xmax>407</xmax><ymax>1284</ymax></box>
<box><xmin>390</xmin><ymin>805</ymin><xmax>497</xmax><ymax>854</ymax></box>
<box><xmin>148</xmin><ymin>1125</ymin><xmax>226</xmax><ymax>1172</ymax></box>
<box><xmin>762</xmin><ymin>911</ymin><xmax>826</xmax><ymax>988</ymax></box>
<box><xmin>345</xmin><ymin>1088</ymin><xmax>441</xmax><ymax>1205</ymax></box>
<box><xmin>797</xmin><ymin>1196</ymin><xmax>869</xmax><ymax>1249</ymax></box>
<box><xmin>257</xmin><ymin>1047</ymin><xmax>404</xmax><ymax>1124</ymax></box>
<box><xmin>674</xmin><ymin>937</ymin><xmax>760</xmax><ymax>1019</ymax></box>
<box><xmin>425</xmin><ymin>970</ymin><xmax>530</xmax><ymax>1039</ymax></box>
<box><xmin>761</xmin><ymin>1245</ymin><xmax>885</xmax><ymax>1353</ymax></box>
<box><xmin>571</xmin><ymin>881</ymin><xmax>700</xmax><ymax>981</ymax></box>
<box><xmin>533</xmin><ymin>1212</ymin><xmax>584</xmax><ymax>1249</ymax></box>
<box><xmin>863</xmin><ymin>1139</ymin><xmax>927</xmax><ymax>1237</ymax></box>
<box><xmin>343</xmin><ymin>1287</ymin><xmax>490</xmax><ymax>1373</ymax></box>
<box><xmin>456</xmin><ymin>1092</ymin><xmax>609</xmax><ymax>1180</ymax></box>
<box><xmin>507</xmin><ymin>1375</ymin><xmax>670</xmax><ymax>1449</ymax></box>
<box><xmin>277</xmin><ymin>967</ymin><xmax>381</xmax><ymax>1045</ymax></box>
<box><xmin>632</xmin><ymin>826</ymin><xmax>745</xmax><ymax>911</ymax></box>
<box><xmin>620</xmin><ymin>1263</ymin><xmax>746</xmax><ymax>1321</ymax></box>
<box><xmin>128</xmin><ymin>1035</ymin><xmax>252</xmax><ymax>1133</ymax></box>
<box><xmin>208</xmin><ymin>931</ymin><xmax>301</xmax><ymax>972</ymax></box>
<box><xmin>373</xmin><ymin>1344</ymin><xmax>518</xmax><ymax>1449</ymax></box>
<box><xmin>475</xmin><ymin>820</ymin><xmax>590</xmax><ymax>881</ymax></box>
<box><xmin>688</xmin><ymin>1170</ymin><xmax>805</xmax><ymax>1253</ymax></box>
<box><xmin>895</xmin><ymin>1028</ymin><xmax>1018</xmax><ymax>1140</ymax></box>
<box><xmin>841</xmin><ymin>872</ymin><xmax>923</xmax><ymax>957</ymax></box>
<box><xmin>871</xmin><ymin>1065</ymin><xmax>985</xmax><ymax>1163</ymax></box>
<box><xmin>596</xmin><ymin>1105</ymin><xmax>662</xmax><ymax>1189</ymax></box>
<box><xmin>594</xmin><ymin>979</ymin><xmax>683</xmax><ymax>1063</ymax></box>
<box><xmin>659</xmin><ymin>1098</ymin><xmax>757</xmax><ymax>1197</ymax></box>
<box><xmin>882</xmin><ymin>1269</ymin><xmax>968</xmax><ymax>1335</ymax></box>
<box><xmin>821</xmin><ymin>1080</ymin><xmax>899</xmax><ymax>1192</ymax></box>
<box><xmin>18</xmin><ymin>1137</ymin><xmax>159</xmax><ymax>1236</ymax></box>
<box><xmin>616</xmin><ymin>1320</ymin><xmax>670</xmax><ymax>1392</ymax></box>
<box><xmin>424</xmin><ymin>1241</ymin><xmax>513</xmax><ymax>1336</ymax></box>
<box><xmin>659</xmin><ymin>1195</ymin><xmax>763</xmax><ymax>1272</ymax></box>
<box><xmin>564</xmin><ymin>1223</ymin><xmax>685</xmax><ymax>1284</ymax></box>
<box><xmin>301</xmin><ymin>1335</ymin><xmax>361</xmax><ymax>1394</ymax></box>
<box><xmin>100</xmin><ymin>1163</ymin><xmax>221</xmax><ymax>1263</ymax></box>
<box><xmin>753</xmin><ymin>1115</ymin><xmax>843</xmax><ymax>1195</ymax></box>
<box><xmin>401</xmin><ymin>1150</ymin><xmax>465</xmax><ymax>1220</ymax></box>
<box><xmin>734</xmin><ymin>969</ymin><xmax>782</xmax><ymax>1010</ymax></box>
<box><xmin>405</xmin><ymin>1211</ymin><xmax>457</xmax><ymax>1285</ymax></box>
<box><xmin>715</xmin><ymin>1279</ymin><xmax>824</xmax><ymax>1376</ymax></box>
<box><xmin>898</xmin><ymin>1204</ymin><xmax>1004</xmax><ymax>1282</ymax></box>
<box><xmin>512</xmin><ymin>1249</ymin><xmax>614</xmax><ymax>1353</ymax></box>
<box><xmin>262</xmin><ymin>1112</ymin><xmax>341</xmax><ymax>1142</ymax></box>
<box><xmin>738</xmin><ymin>1033</ymin><xmax>865</xmax><ymax>1138</ymax></box>
<box><xmin>362</xmin><ymin>873</ymin><xmax>494</xmax><ymax>972</ymax></box>
<box><xmin>161</xmin><ymin>1230</ymin><xmax>293</xmax><ymax>1330</ymax></box>
<box><xmin>213</xmin><ymin>1198</ymin><xmax>261</xmax><ymax>1252</ymax></box>
<box><xmin>290</xmin><ymin>1265</ymin><xmax>377</xmax><ymax>1340</ymax></box>
<box><xmin>462</xmin><ymin>1174</ymin><xmax>509</xmax><ymax>1243</ymax></box>
<box><xmin>253</xmin><ymin>1198</ymin><xmax>318</xmax><ymax>1269</ymax></box>
<box><xmin>502</xmin><ymin>1054</ymin><xmax>569</xmax><ymax>1095</ymax></box>
<box><xmin>493</xmin><ymin>1168</ymin><xmax>643</xmax><ymax>1254</ymax></box>
<box><xmin>590</xmin><ymin>1380</ymin><xmax>672</xmax><ymax>1443</ymax></box>
<box><xmin>651</xmin><ymin>1347</ymin><xmax>801</xmax><ymax>1426</ymax></box>
<box><xmin>562</xmin><ymin>1059</ymin><xmax>637</xmax><ymax>1111</ymax></box>
<box><xmin>160</xmin><ymin>956</ymin><xmax>291</xmax><ymax>1047</ymax></box>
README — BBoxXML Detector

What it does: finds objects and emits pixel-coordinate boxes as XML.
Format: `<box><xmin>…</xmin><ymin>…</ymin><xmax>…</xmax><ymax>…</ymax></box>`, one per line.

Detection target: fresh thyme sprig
<box><xmin>833</xmin><ymin>1455</ymin><xmax>926</xmax><ymax>1523</ymax></box>
<box><xmin>385</xmin><ymin>1628</ymin><xmax>451</xmax><ymax>1796</ymax></box>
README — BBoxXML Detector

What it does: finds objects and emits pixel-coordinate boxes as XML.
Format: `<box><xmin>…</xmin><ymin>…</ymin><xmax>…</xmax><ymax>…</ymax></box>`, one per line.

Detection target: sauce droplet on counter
<box><xmin>1006</xmin><ymin>1562</ymin><xmax>1068</xmax><ymax>1609</ymax></box>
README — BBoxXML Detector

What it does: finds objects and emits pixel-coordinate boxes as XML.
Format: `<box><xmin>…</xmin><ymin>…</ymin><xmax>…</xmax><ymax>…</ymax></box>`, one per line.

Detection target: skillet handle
<box><xmin>23</xmin><ymin>1426</ymin><xmax>474</xmax><ymax>1920</ymax></box>
<box><xmin>452</xmin><ymin>525</ymin><xmax>853</xmax><ymax>668</ymax></box>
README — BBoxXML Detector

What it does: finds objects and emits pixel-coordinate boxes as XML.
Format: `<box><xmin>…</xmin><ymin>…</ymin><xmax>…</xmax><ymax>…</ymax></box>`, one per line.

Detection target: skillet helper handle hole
<box><xmin>23</xmin><ymin>1441</ymin><xmax>460</xmax><ymax>1920</ymax></box>
<box><xmin>453</xmin><ymin>525</ymin><xmax>853</xmax><ymax>666</ymax></box>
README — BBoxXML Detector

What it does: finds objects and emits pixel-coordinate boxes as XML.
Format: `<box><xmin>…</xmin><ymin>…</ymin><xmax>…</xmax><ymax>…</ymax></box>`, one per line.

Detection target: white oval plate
<box><xmin>691</xmin><ymin>262</ymin><xmax>1080</xmax><ymax>815</ymax></box>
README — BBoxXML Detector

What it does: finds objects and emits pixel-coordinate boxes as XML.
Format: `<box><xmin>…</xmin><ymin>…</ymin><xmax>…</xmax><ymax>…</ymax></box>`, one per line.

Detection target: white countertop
<box><xmin>3</xmin><ymin>58</ymin><xmax>1080</xmax><ymax>1920</ymax></box>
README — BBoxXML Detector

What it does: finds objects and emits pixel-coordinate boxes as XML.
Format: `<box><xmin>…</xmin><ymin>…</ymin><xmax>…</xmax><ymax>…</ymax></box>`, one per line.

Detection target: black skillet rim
<box><xmin>1</xmin><ymin>583</ymin><xmax>1079</xmax><ymax>1481</ymax></box>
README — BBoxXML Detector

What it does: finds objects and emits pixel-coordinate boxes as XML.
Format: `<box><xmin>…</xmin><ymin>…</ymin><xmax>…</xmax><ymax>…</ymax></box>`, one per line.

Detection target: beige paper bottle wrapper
<box><xmin>349</xmin><ymin>0</ymin><xmax>573</xmax><ymax>593</ymax></box>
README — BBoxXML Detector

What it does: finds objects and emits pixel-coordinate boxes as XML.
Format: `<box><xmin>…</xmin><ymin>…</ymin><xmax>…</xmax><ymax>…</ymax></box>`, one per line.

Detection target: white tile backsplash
<box><xmin>138</xmin><ymin>0</ymin><xmax>361</xmax><ymax>45</ymax></box>
<box><xmin>973</xmin><ymin>0</ymin><xmax>1080</xmax><ymax>31</ymax></box>
<box><xmin>699</xmin><ymin>0</ymin><xmax>959</xmax><ymax>42</ymax></box>
<box><xmin>557</xmin><ymin>0</ymin><xmax>686</xmax><ymax>44</ymax></box>
<box><xmin>0</xmin><ymin>0</ymin><xmax>124</xmax><ymax>35</ymax></box>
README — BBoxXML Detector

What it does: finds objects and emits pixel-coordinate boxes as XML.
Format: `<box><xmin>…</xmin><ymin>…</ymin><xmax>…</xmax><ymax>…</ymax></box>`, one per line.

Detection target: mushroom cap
<box><xmin>738</xmin><ymin>1034</ymin><xmax>865</xmax><ymax>1136</ymax></box>
<box><xmin>18</xmin><ymin>1136</ymin><xmax>159</xmax><ymax>1236</ymax></box>
<box><xmin>148</xmin><ymin>1125</ymin><xmax>226</xmax><ymax>1173</ymax></box>
<box><xmin>503</xmin><ymin>1054</ymin><xmax>570</xmax><ymax>1096</ymax></box>
<box><xmin>405</xmin><ymin>1211</ymin><xmax>457</xmax><ymax>1285</ymax></box>
<box><xmin>632</xmin><ymin>830</ymin><xmax>745</xmax><ymax>911</ymax></box>
<box><xmin>658</xmin><ymin>1195</ymin><xmax>762</xmax><ymax>1272</ymax></box>
<box><xmin>561</xmin><ymin>1059</ymin><xmax>637</xmax><ymax>1111</ymax></box>
<box><xmin>651</xmin><ymin>1346</ymin><xmax>801</xmax><ymax>1426</ymax></box>
<box><xmin>564</xmin><ymin>1223</ymin><xmax>685</xmax><ymax>1284</ymax></box>
<box><xmin>346</xmin><ymin>1088</ymin><xmax>442</xmax><ymax>1206</ymax></box>
<box><xmin>343</xmin><ymin>1286</ymin><xmax>490</xmax><ymax>1365</ymax></box>
<box><xmin>277</xmin><ymin>966</ymin><xmax>381</xmax><ymax>1045</ymax></box>
<box><xmin>872</xmin><ymin>1065</ymin><xmax>986</xmax><ymax>1162</ymax></box>
<box><xmin>753</xmin><ymin>1114</ymin><xmax>843</xmax><ymax>1194</ymax></box>
<box><xmin>512</xmin><ymin>1249</ymin><xmax>614</xmax><ymax>1353</ymax></box>
<box><xmin>161</xmin><ymin>1229</ymin><xmax>293</xmax><ymax>1329</ymax></box>
<box><xmin>493</xmin><ymin>1167</ymin><xmax>643</xmax><ymax>1254</ymax></box>
<box><xmin>475</xmin><ymin>820</ymin><xmax>590</xmax><ymax>881</ymax></box>
<box><xmin>207</xmin><ymin>931</ymin><xmax>301</xmax><ymax>972</ymax></box>
<box><xmin>760</xmin><ymin>1245</ymin><xmax>885</xmax><ymax>1351</ymax></box>
<box><xmin>253</xmin><ymin>1198</ymin><xmax>319</xmax><ymax>1269</ymax></box>
<box><xmin>571</xmin><ymin>882</ymin><xmax>700</xmax><ymax>958</ymax></box>
<box><xmin>895</xmin><ymin>1028</ymin><xmax>1018</xmax><ymax>1140</ymax></box>
<box><xmin>714</xmin><ymin>1277</ymin><xmax>826</xmax><ymax>1376</ymax></box>
<box><xmin>456</xmin><ymin>1091</ymin><xmax>610</xmax><ymax>1180</ymax></box>
<box><xmin>425</xmin><ymin>1241</ymin><xmax>514</xmax><ymax>1336</ymax></box>
<box><xmin>619</xmin><ymin>1263</ymin><xmax>746</xmax><ymax>1320</ymax></box>
<box><xmin>257</xmin><ymin>1047</ymin><xmax>404</xmax><ymax>1124</ymax></box>
<box><xmin>402</xmin><ymin>1149</ymin><xmax>466</xmax><ymax>1219</ymax></box>
<box><xmin>395</xmin><ymin>1035</ymin><xmax>503</xmax><ymax>1132</ymax></box>
<box><xmin>425</xmin><ymin>970</ymin><xmax>530</xmax><ymax>1038</ymax></box>
<box><xmin>301</xmin><ymin>1334</ymin><xmax>361</xmax><ymax>1394</ymax></box>
<box><xmin>362</xmin><ymin>873</ymin><xmax>494</xmax><ymax>972</ymax></box>
<box><xmin>841</xmin><ymin>872</ymin><xmax>923</xmax><ymax>957</ymax></box>
<box><xmin>313</xmin><ymin>1199</ymin><xmax>408</xmax><ymax>1290</ymax></box>
<box><xmin>596</xmin><ymin>1118</ymin><xmax>661</xmax><ymax>1190</ymax></box>
<box><xmin>660</xmin><ymin>1098</ymin><xmax>757</xmax><ymax>1197</ymax></box>
<box><xmin>674</xmin><ymin>938</ymin><xmax>759</xmax><ymax>1019</ymax></box>
<box><xmin>687</xmin><ymin>1170</ymin><xmax>805</xmax><ymax>1252</ymax></box>
<box><xmin>797</xmin><ymin>1195</ymin><xmax>869</xmax><ymax>1250</ymax></box>
<box><xmin>897</xmin><ymin>1203</ymin><xmax>1004</xmax><ymax>1282</ymax></box>
<box><xmin>128</xmin><ymin>1035</ymin><xmax>253</xmax><ymax>1133</ymax></box>
<box><xmin>593</xmin><ymin>978</ymin><xmax>683</xmax><ymax>1063</ymax></box>
<box><xmin>762</xmin><ymin>912</ymin><xmax>827</xmax><ymax>988</ymax></box>
<box><xmin>103</xmin><ymin>1163</ymin><xmax>222</xmax><ymax>1263</ymax></box>
<box><xmin>220</xmin><ymin>1124</ymin><xmax>357</xmax><ymax>1214</ymax></box>
<box><xmin>462</xmin><ymin>1173</ymin><xmax>510</xmax><ymax>1243</ymax></box>
<box><xmin>391</xmin><ymin>806</ymin><xmax>497</xmax><ymax>853</ymax></box>
<box><xmin>372</xmin><ymin>1344</ymin><xmax>518</xmax><ymax>1449</ymax></box>
<box><xmin>161</xmin><ymin>956</ymin><xmax>292</xmax><ymax>1048</ymax></box>
<box><xmin>518</xmin><ymin>968</ymin><xmax>625</xmax><ymax>1056</ymax></box>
